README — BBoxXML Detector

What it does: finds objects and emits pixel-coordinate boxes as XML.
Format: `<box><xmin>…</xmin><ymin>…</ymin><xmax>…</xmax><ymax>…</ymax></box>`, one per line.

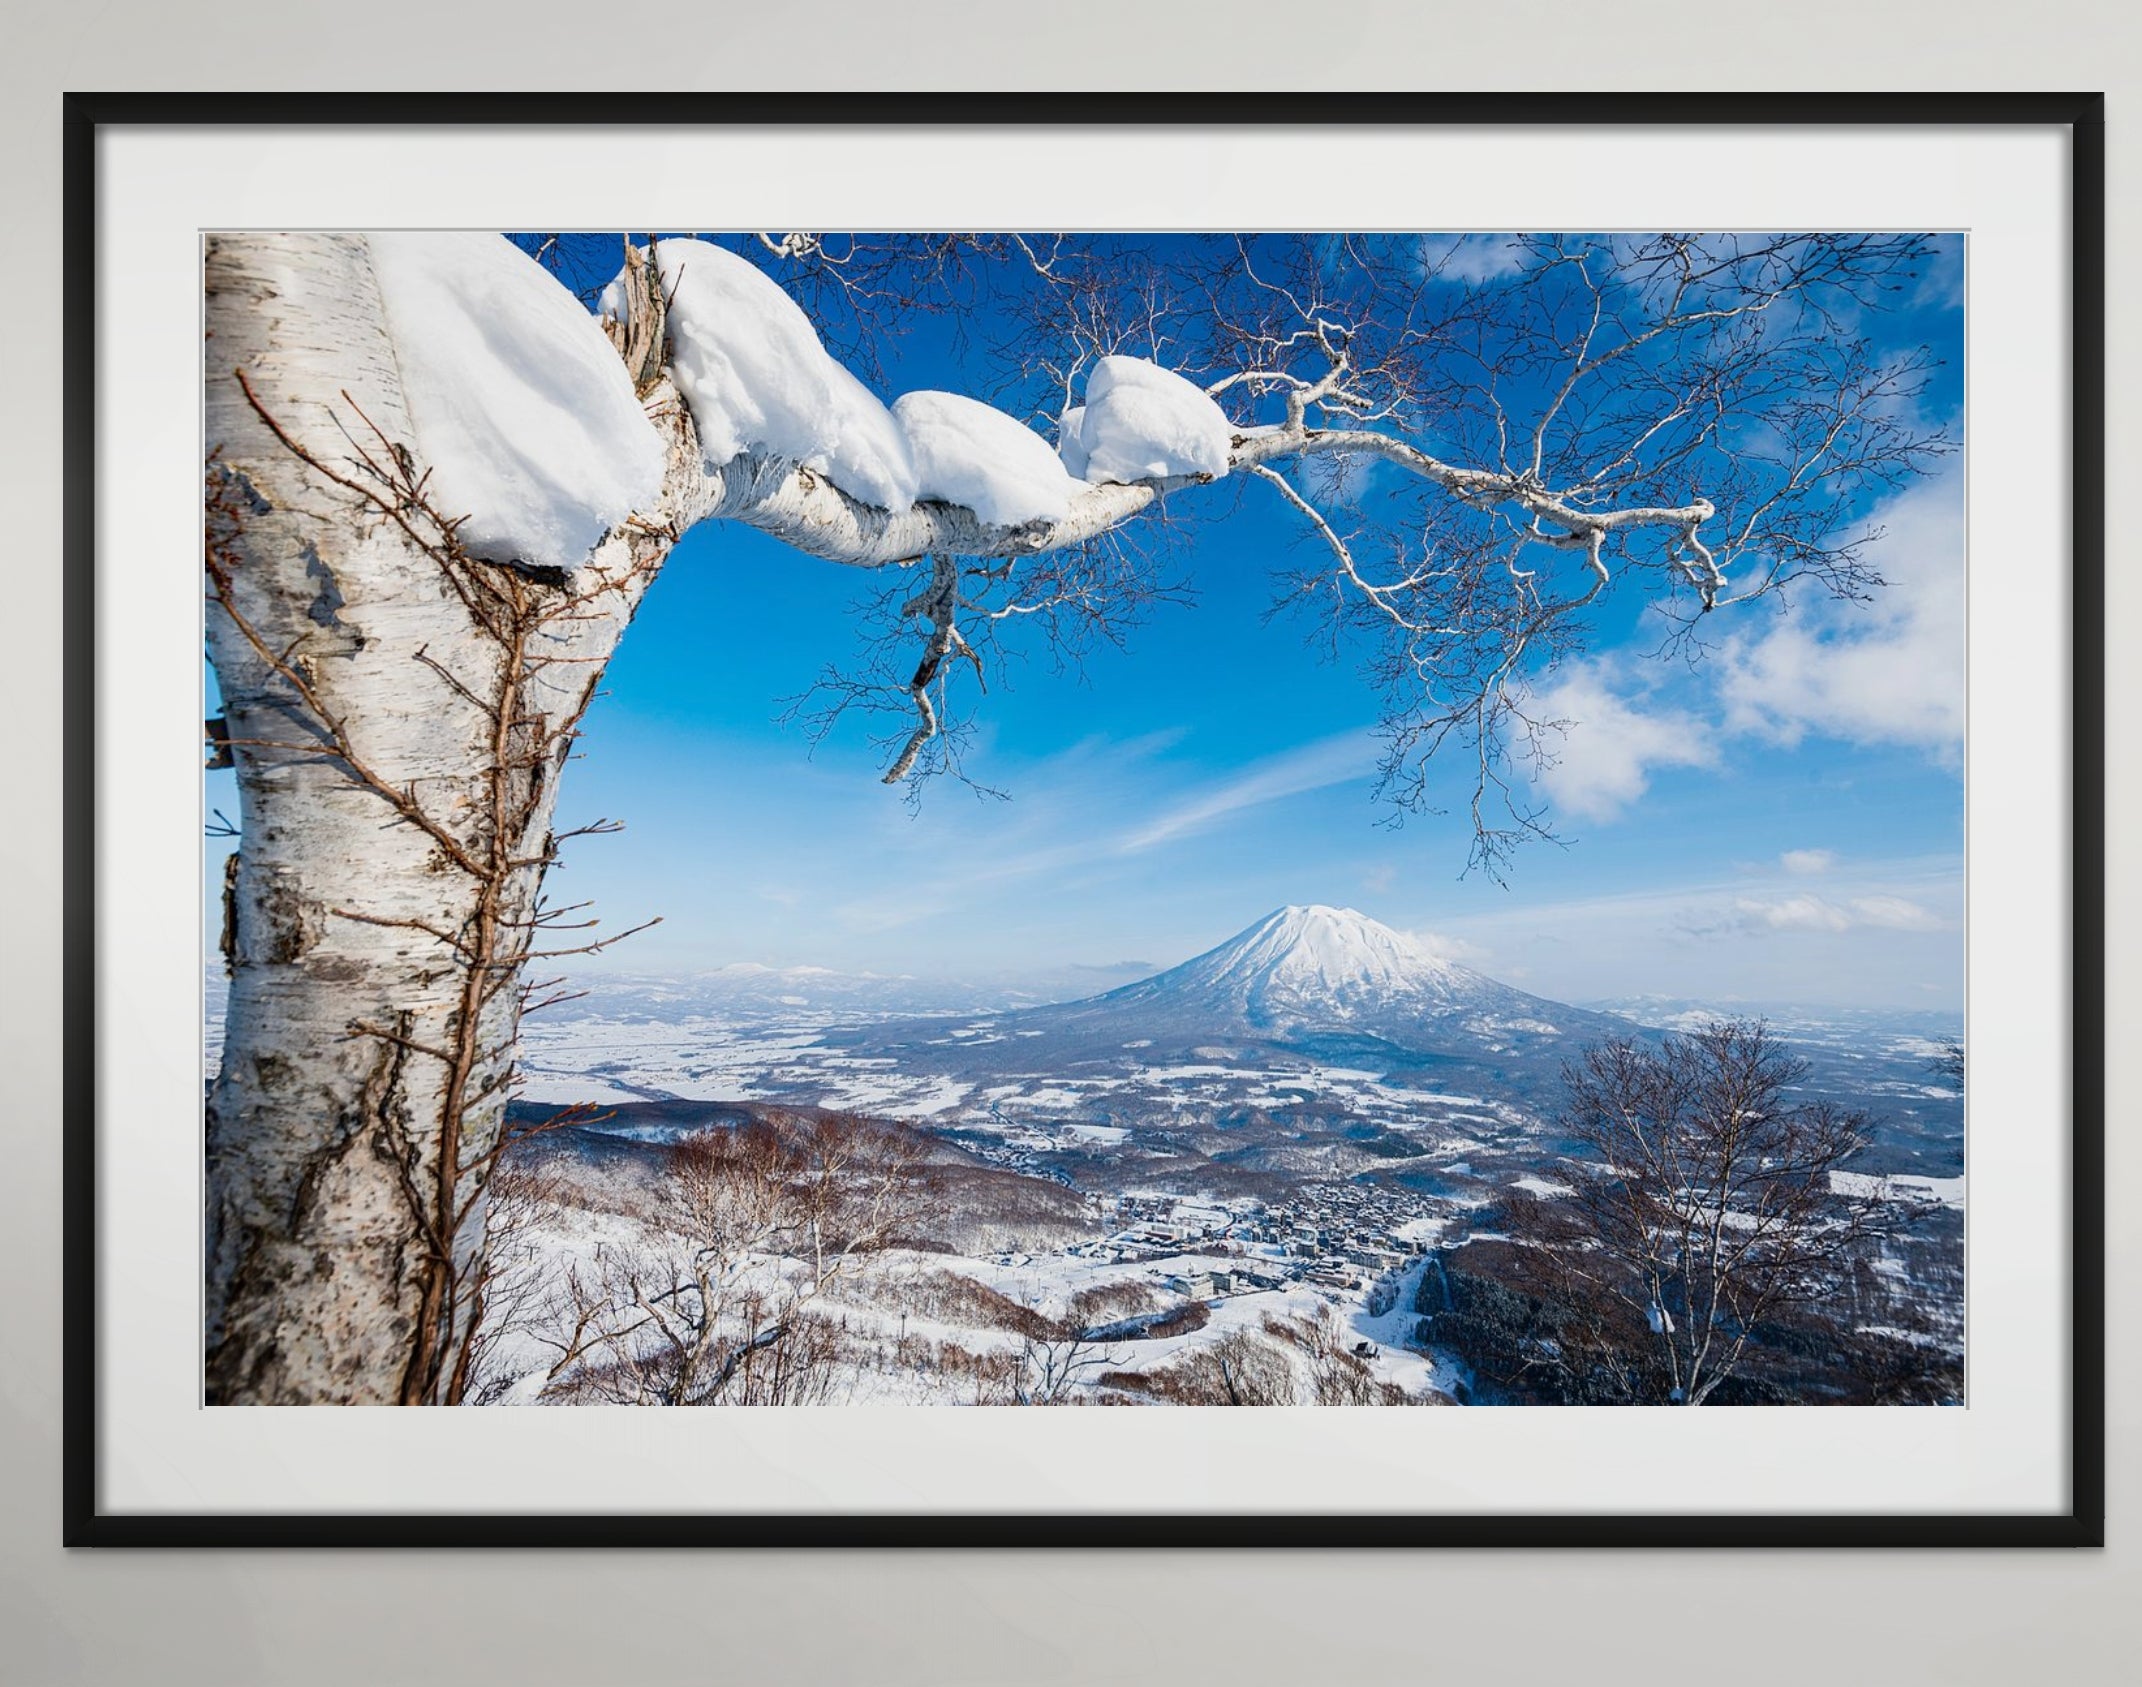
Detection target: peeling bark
<box><xmin>203</xmin><ymin>233</ymin><xmax>693</xmax><ymax>1403</ymax></box>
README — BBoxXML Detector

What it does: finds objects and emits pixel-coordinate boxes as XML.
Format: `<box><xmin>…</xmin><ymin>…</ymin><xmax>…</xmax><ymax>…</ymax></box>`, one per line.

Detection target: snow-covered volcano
<box><xmin>805</xmin><ymin>904</ymin><xmax>1642</xmax><ymax>1109</ymax></box>
<box><xmin>1099</xmin><ymin>905</ymin><xmax>1482</xmax><ymax>1029</ymax></box>
<box><xmin>1016</xmin><ymin>904</ymin><xmax>1597</xmax><ymax>1052</ymax></box>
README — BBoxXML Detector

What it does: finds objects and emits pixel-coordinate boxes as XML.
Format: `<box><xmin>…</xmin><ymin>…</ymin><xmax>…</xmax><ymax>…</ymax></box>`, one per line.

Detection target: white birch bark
<box><xmin>203</xmin><ymin>233</ymin><xmax>692</xmax><ymax>1403</ymax></box>
<box><xmin>683</xmin><ymin>422</ymin><xmax>1713</xmax><ymax>575</ymax></box>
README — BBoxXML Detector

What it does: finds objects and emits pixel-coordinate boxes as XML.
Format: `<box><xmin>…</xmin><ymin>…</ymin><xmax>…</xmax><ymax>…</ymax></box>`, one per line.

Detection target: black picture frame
<box><xmin>63</xmin><ymin>90</ymin><xmax>2105</xmax><ymax>1549</ymax></box>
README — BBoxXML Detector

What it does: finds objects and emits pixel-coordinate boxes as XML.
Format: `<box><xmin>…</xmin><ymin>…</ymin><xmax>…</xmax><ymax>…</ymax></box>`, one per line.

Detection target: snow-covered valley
<box><xmin>444</xmin><ymin>906</ymin><xmax>1967</xmax><ymax>1406</ymax></box>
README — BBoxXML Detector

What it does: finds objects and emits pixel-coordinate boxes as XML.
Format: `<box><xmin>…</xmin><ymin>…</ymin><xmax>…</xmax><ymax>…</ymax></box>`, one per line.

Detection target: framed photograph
<box><xmin>66</xmin><ymin>92</ymin><xmax>2103</xmax><ymax>1546</ymax></box>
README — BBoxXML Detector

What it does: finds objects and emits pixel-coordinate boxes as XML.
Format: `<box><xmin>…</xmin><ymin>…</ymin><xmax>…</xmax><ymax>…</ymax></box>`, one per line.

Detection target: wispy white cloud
<box><xmin>1912</xmin><ymin>236</ymin><xmax>1966</xmax><ymax>312</ymax></box>
<box><xmin>819</xmin><ymin>728</ymin><xmax>1381</xmax><ymax>939</ymax></box>
<box><xmin>1733</xmin><ymin>894</ymin><xmax>1853</xmax><ymax>933</ymax></box>
<box><xmin>1779</xmin><ymin>848</ymin><xmax>1837</xmax><ymax>876</ymax></box>
<box><xmin>1417</xmin><ymin>233</ymin><xmax>1526</xmax><ymax>285</ymax></box>
<box><xmin>1399</xmin><ymin>854</ymin><xmax>1962</xmax><ymax>1008</ymax></box>
<box><xmin>1529</xmin><ymin>661</ymin><xmax>1718</xmax><ymax>822</ymax></box>
<box><xmin>1408</xmin><ymin>928</ymin><xmax>1489</xmax><ymax>967</ymax></box>
<box><xmin>1112</xmin><ymin>730</ymin><xmax>1378</xmax><ymax>854</ymax></box>
<box><xmin>1517</xmin><ymin>470</ymin><xmax>1964</xmax><ymax>840</ymax></box>
<box><xmin>1848</xmin><ymin>894</ymin><xmax>1946</xmax><ymax>931</ymax></box>
<box><xmin>1716</xmin><ymin>473</ymin><xmax>1964</xmax><ymax>760</ymax></box>
<box><xmin>1694</xmin><ymin>892</ymin><xmax>1947</xmax><ymax>938</ymax></box>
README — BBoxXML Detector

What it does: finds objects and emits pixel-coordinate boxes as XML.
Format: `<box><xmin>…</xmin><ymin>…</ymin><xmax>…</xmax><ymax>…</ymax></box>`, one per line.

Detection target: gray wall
<box><xmin>4</xmin><ymin>8</ymin><xmax>2136</xmax><ymax>1682</ymax></box>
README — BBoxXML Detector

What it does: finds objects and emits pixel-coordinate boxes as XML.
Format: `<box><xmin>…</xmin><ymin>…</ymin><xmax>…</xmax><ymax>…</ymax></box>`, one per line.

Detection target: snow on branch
<box><xmin>619</xmin><ymin>237</ymin><xmax>921</xmax><ymax>512</ymax></box>
<box><xmin>894</xmin><ymin>389</ymin><xmax>1082</xmax><ymax>527</ymax></box>
<box><xmin>1066</xmin><ymin>355</ymin><xmax>1234</xmax><ymax>483</ymax></box>
<box><xmin>367</xmin><ymin>232</ymin><xmax>666</xmax><ymax>573</ymax></box>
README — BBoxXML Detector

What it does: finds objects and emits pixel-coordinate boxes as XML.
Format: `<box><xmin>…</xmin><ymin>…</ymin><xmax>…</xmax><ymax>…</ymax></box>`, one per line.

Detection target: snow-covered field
<box><xmin>1830</xmin><ymin>1169</ymin><xmax>1968</xmax><ymax>1210</ymax></box>
<box><xmin>513</xmin><ymin>1013</ymin><xmax>979</xmax><ymax>1112</ymax></box>
<box><xmin>475</xmin><ymin>1197</ymin><xmax>1461</xmax><ymax>1409</ymax></box>
<box><xmin>514</xmin><ymin>1007</ymin><xmax>1542</xmax><ymax>1150</ymax></box>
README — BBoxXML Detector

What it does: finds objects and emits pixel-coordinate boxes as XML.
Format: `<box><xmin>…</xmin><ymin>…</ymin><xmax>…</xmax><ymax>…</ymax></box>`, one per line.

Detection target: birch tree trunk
<box><xmin>203</xmin><ymin>233</ymin><xmax>686</xmax><ymax>1404</ymax></box>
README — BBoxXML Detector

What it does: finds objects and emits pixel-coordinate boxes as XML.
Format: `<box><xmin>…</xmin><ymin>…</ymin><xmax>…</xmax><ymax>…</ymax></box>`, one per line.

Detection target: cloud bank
<box><xmin>1716</xmin><ymin>474</ymin><xmax>1965</xmax><ymax>759</ymax></box>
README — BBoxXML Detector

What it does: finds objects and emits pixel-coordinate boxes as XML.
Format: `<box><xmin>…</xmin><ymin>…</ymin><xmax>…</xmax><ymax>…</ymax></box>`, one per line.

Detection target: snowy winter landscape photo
<box><xmin>202</xmin><ymin>229</ymin><xmax>1967</xmax><ymax>1410</ymax></box>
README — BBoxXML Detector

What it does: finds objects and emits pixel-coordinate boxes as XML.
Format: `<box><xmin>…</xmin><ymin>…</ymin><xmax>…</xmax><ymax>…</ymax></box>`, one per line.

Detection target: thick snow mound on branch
<box><xmin>1056</xmin><ymin>405</ymin><xmax>1089</xmax><ymax>481</ymax></box>
<box><xmin>367</xmin><ymin>232</ymin><xmax>666</xmax><ymax>571</ymax></box>
<box><xmin>893</xmin><ymin>390</ymin><xmax>1082</xmax><ymax>527</ymax></box>
<box><xmin>1067</xmin><ymin>355</ymin><xmax>1234</xmax><ymax>485</ymax></box>
<box><xmin>629</xmin><ymin>238</ymin><xmax>919</xmax><ymax>512</ymax></box>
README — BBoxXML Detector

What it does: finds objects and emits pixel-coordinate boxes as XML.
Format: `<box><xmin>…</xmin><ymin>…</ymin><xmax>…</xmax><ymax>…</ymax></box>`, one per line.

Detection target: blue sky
<box><xmin>205</xmin><ymin>233</ymin><xmax>1966</xmax><ymax>1011</ymax></box>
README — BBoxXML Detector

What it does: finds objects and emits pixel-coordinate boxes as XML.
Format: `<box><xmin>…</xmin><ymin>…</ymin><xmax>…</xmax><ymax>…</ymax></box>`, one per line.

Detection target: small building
<box><xmin>1350</xmin><ymin>1245</ymin><xmax>1406</xmax><ymax>1273</ymax></box>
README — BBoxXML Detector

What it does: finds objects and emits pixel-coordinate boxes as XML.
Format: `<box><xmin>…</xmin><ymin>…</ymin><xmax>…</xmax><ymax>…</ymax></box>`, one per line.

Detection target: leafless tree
<box><xmin>1505</xmin><ymin>1020</ymin><xmax>1890</xmax><ymax>1404</ymax></box>
<box><xmin>1145</xmin><ymin>1327</ymin><xmax>1300</xmax><ymax>1406</ymax></box>
<box><xmin>1261</xmin><ymin>1305</ymin><xmax>1412</xmax><ymax>1405</ymax></box>
<box><xmin>455</xmin><ymin>1157</ymin><xmax>576</xmax><ymax>1404</ymax></box>
<box><xmin>1000</xmin><ymin>1283</ymin><xmax>1149</xmax><ymax>1405</ymax></box>
<box><xmin>1011</xmin><ymin>1324</ymin><xmax>1122</xmax><ymax>1406</ymax></box>
<box><xmin>518</xmin><ymin>1114</ymin><xmax>937</xmax><ymax>1406</ymax></box>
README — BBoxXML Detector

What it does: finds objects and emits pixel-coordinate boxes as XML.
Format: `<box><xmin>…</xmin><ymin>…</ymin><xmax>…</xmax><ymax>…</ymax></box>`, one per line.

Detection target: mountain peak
<box><xmin>1061</xmin><ymin>902</ymin><xmax>1512</xmax><ymax>1038</ymax></box>
<box><xmin>1209</xmin><ymin>905</ymin><xmax>1464</xmax><ymax>1001</ymax></box>
<box><xmin>1274</xmin><ymin>902</ymin><xmax>1369</xmax><ymax>924</ymax></box>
